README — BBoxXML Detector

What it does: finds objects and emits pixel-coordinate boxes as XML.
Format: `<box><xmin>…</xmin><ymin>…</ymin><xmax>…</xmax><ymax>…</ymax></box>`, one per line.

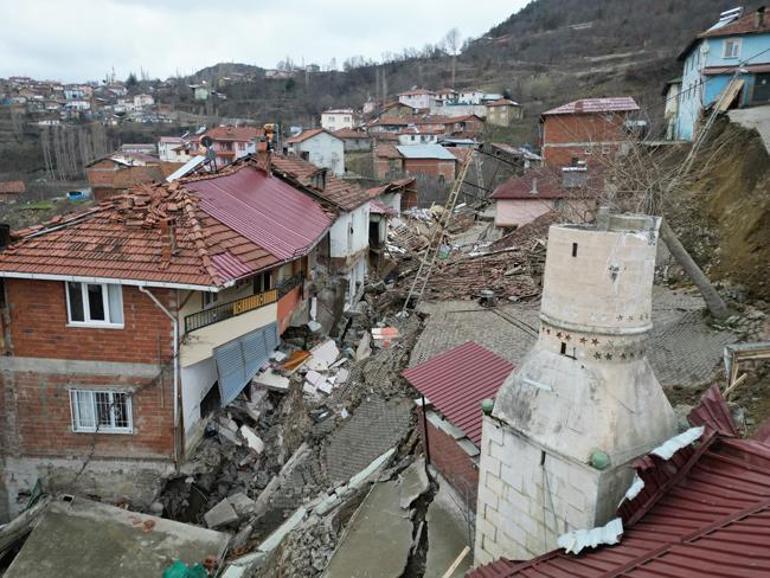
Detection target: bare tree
<box><xmin>444</xmin><ymin>28</ymin><xmax>462</xmax><ymax>89</ymax></box>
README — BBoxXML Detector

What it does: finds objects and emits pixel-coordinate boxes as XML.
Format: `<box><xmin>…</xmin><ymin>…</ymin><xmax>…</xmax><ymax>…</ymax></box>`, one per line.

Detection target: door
<box><xmin>753</xmin><ymin>73</ymin><xmax>770</xmax><ymax>104</ymax></box>
<box><xmin>214</xmin><ymin>322</ymin><xmax>278</xmax><ymax>406</ymax></box>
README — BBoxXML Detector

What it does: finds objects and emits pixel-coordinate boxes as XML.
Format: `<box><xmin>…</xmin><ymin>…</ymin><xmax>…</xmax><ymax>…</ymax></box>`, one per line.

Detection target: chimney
<box><xmin>756</xmin><ymin>7</ymin><xmax>766</xmax><ymax>28</ymax></box>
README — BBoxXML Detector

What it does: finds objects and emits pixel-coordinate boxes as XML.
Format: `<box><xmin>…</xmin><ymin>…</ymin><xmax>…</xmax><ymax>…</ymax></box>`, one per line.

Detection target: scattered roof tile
<box><xmin>0</xmin><ymin>180</ymin><xmax>25</xmax><ymax>195</ymax></box>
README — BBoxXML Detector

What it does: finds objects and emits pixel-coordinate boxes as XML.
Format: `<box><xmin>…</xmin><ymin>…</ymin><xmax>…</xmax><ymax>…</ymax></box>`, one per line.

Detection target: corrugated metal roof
<box><xmin>186</xmin><ymin>166</ymin><xmax>332</xmax><ymax>261</ymax></box>
<box><xmin>469</xmin><ymin>386</ymin><xmax>770</xmax><ymax>578</ymax></box>
<box><xmin>402</xmin><ymin>342</ymin><xmax>513</xmax><ymax>445</ymax></box>
<box><xmin>396</xmin><ymin>144</ymin><xmax>457</xmax><ymax>160</ymax></box>
<box><xmin>542</xmin><ymin>97</ymin><xmax>640</xmax><ymax>116</ymax></box>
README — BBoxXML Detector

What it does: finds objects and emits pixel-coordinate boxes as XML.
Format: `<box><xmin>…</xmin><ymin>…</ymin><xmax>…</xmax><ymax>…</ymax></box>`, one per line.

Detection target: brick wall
<box><xmin>4</xmin><ymin>369</ymin><xmax>174</xmax><ymax>460</ymax></box>
<box><xmin>6</xmin><ymin>279</ymin><xmax>174</xmax><ymax>363</ymax></box>
<box><xmin>417</xmin><ymin>410</ymin><xmax>478</xmax><ymax>510</ymax></box>
<box><xmin>542</xmin><ymin>113</ymin><xmax>628</xmax><ymax>167</ymax></box>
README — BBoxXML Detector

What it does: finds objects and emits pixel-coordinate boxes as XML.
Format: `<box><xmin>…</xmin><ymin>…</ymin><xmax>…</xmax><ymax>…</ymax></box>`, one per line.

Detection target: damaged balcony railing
<box><xmin>185</xmin><ymin>289</ymin><xmax>278</xmax><ymax>333</ymax></box>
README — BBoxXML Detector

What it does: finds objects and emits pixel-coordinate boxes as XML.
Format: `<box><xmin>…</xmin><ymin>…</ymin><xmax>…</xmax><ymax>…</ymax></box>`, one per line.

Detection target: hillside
<box><xmin>202</xmin><ymin>0</ymin><xmax>765</xmax><ymax>138</ymax></box>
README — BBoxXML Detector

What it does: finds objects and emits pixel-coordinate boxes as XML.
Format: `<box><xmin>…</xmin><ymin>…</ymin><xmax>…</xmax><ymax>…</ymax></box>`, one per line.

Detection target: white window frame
<box><xmin>202</xmin><ymin>291</ymin><xmax>219</xmax><ymax>309</ymax></box>
<box><xmin>65</xmin><ymin>282</ymin><xmax>124</xmax><ymax>328</ymax></box>
<box><xmin>723</xmin><ymin>38</ymin><xmax>741</xmax><ymax>59</ymax></box>
<box><xmin>69</xmin><ymin>389</ymin><xmax>133</xmax><ymax>434</ymax></box>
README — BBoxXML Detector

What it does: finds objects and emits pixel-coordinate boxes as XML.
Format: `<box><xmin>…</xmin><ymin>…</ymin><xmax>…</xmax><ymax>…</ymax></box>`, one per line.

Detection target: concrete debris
<box><xmin>239</xmin><ymin>425</ymin><xmax>265</xmax><ymax>454</ymax></box>
<box><xmin>355</xmin><ymin>332</ymin><xmax>372</xmax><ymax>361</ymax></box>
<box><xmin>399</xmin><ymin>459</ymin><xmax>429</xmax><ymax>510</ymax></box>
<box><xmin>253</xmin><ymin>370</ymin><xmax>290</xmax><ymax>393</ymax></box>
<box><xmin>307</xmin><ymin>339</ymin><xmax>340</xmax><ymax>371</ymax></box>
<box><xmin>334</xmin><ymin>368</ymin><xmax>349</xmax><ymax>385</ymax></box>
<box><xmin>423</xmin><ymin>481</ymin><xmax>472</xmax><ymax>578</ymax></box>
<box><xmin>557</xmin><ymin>517</ymin><xmax>624</xmax><ymax>555</ymax></box>
<box><xmin>650</xmin><ymin>426</ymin><xmax>705</xmax><ymax>460</ymax></box>
<box><xmin>204</xmin><ymin>497</ymin><xmax>240</xmax><ymax>529</ymax></box>
<box><xmin>308</xmin><ymin>320</ymin><xmax>323</xmax><ymax>333</ymax></box>
<box><xmin>323</xmin><ymin>481</ymin><xmax>413</xmax><ymax>578</ymax></box>
<box><xmin>227</xmin><ymin>492</ymin><xmax>258</xmax><ymax>518</ymax></box>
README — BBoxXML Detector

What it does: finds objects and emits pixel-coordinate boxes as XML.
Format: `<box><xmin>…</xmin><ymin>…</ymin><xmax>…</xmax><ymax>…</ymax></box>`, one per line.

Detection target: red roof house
<box><xmin>403</xmin><ymin>342</ymin><xmax>514</xmax><ymax>507</ymax></box>
<box><xmin>540</xmin><ymin>97</ymin><xmax>640</xmax><ymax>168</ymax></box>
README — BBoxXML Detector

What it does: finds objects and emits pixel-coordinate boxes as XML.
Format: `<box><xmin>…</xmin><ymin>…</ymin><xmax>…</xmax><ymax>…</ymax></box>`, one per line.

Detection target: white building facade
<box><xmin>321</xmin><ymin>109</ymin><xmax>355</xmax><ymax>131</ymax></box>
<box><xmin>288</xmin><ymin>130</ymin><xmax>345</xmax><ymax>176</ymax></box>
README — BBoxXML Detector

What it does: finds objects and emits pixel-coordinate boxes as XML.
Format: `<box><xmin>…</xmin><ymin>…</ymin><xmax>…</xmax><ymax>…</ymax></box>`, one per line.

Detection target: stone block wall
<box><xmin>474</xmin><ymin>415</ymin><xmax>603</xmax><ymax>565</ymax></box>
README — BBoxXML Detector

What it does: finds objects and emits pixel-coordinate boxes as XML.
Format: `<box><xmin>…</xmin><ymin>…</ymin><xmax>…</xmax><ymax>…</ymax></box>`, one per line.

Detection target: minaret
<box><xmin>474</xmin><ymin>212</ymin><xmax>676</xmax><ymax>565</ymax></box>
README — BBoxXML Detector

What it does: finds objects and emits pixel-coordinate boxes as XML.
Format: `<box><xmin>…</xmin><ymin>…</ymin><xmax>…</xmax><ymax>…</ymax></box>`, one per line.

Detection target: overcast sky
<box><xmin>0</xmin><ymin>0</ymin><xmax>529</xmax><ymax>83</ymax></box>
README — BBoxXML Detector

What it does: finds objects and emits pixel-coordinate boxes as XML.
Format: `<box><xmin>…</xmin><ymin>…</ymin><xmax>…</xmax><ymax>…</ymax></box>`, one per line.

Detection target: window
<box><xmin>66</xmin><ymin>282</ymin><xmax>123</xmax><ymax>327</ymax></box>
<box><xmin>253</xmin><ymin>271</ymin><xmax>272</xmax><ymax>293</ymax></box>
<box><xmin>723</xmin><ymin>38</ymin><xmax>741</xmax><ymax>59</ymax></box>
<box><xmin>202</xmin><ymin>291</ymin><xmax>219</xmax><ymax>309</ymax></box>
<box><xmin>70</xmin><ymin>389</ymin><xmax>133</xmax><ymax>433</ymax></box>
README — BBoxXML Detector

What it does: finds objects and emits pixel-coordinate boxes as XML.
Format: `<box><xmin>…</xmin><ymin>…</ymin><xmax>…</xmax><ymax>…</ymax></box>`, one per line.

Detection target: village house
<box><xmin>0</xmin><ymin>161</ymin><xmax>333</xmax><ymax>517</ymax></box>
<box><xmin>320</xmin><ymin>109</ymin><xmax>355</xmax><ymax>132</ymax></box>
<box><xmin>270</xmin><ymin>155</ymin><xmax>374</xmax><ymax>305</ymax></box>
<box><xmin>333</xmin><ymin>128</ymin><xmax>372</xmax><ymax>153</ymax></box>
<box><xmin>540</xmin><ymin>97</ymin><xmax>641</xmax><ymax>167</ymax></box>
<box><xmin>403</xmin><ymin>342</ymin><xmax>514</xmax><ymax>513</ymax></box>
<box><xmin>286</xmin><ymin>128</ymin><xmax>345</xmax><ymax>176</ymax></box>
<box><xmin>485</xmin><ymin>98</ymin><xmax>523</xmax><ymax>126</ymax></box>
<box><xmin>133</xmin><ymin>93</ymin><xmax>155</xmax><ymax>109</ymax></box>
<box><xmin>380</xmin><ymin>101</ymin><xmax>418</xmax><ymax>117</ymax></box>
<box><xmin>86</xmin><ymin>152</ymin><xmax>182</xmax><ymax>201</ymax></box>
<box><xmin>0</xmin><ymin>180</ymin><xmax>25</xmax><ymax>203</ymax></box>
<box><xmin>397</xmin><ymin>88</ymin><xmax>436</xmax><ymax>110</ymax></box>
<box><xmin>675</xmin><ymin>6</ymin><xmax>770</xmax><ymax>141</ymax></box>
<box><xmin>158</xmin><ymin>136</ymin><xmax>194</xmax><ymax>163</ymax></box>
<box><xmin>200</xmin><ymin>125</ymin><xmax>263</xmax><ymax>164</ymax></box>
<box><xmin>490</xmin><ymin>165</ymin><xmax>598</xmax><ymax>228</ymax></box>
<box><xmin>374</xmin><ymin>144</ymin><xmax>457</xmax><ymax>182</ymax></box>
<box><xmin>396</xmin><ymin>126</ymin><xmax>443</xmax><ymax>146</ymax></box>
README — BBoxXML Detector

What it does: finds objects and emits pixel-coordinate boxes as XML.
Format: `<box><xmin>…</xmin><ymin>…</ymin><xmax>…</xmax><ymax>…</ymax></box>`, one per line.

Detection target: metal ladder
<box><xmin>400</xmin><ymin>152</ymin><xmax>474</xmax><ymax>315</ymax></box>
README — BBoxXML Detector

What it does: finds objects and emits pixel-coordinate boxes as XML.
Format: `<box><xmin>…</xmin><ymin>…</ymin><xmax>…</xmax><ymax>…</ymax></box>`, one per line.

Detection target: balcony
<box><xmin>184</xmin><ymin>289</ymin><xmax>278</xmax><ymax>334</ymax></box>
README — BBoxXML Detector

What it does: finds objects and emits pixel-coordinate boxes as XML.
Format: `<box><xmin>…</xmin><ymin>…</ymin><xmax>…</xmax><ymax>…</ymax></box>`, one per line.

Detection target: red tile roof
<box><xmin>0</xmin><ymin>165</ymin><xmax>331</xmax><ymax>288</ymax></box>
<box><xmin>486</xmin><ymin>98</ymin><xmax>520</xmax><ymax>108</ymax></box>
<box><xmin>402</xmin><ymin>342</ymin><xmax>514</xmax><ymax>445</ymax></box>
<box><xmin>374</xmin><ymin>144</ymin><xmax>402</xmax><ymax>160</ymax></box>
<box><xmin>700</xmin><ymin>7</ymin><xmax>770</xmax><ymax>38</ymax></box>
<box><xmin>269</xmin><ymin>155</ymin><xmax>371</xmax><ymax>212</ymax></box>
<box><xmin>471</xmin><ymin>386</ymin><xmax>770</xmax><ymax>578</ymax></box>
<box><xmin>333</xmin><ymin>128</ymin><xmax>371</xmax><ymax>140</ymax></box>
<box><xmin>490</xmin><ymin>168</ymin><xmax>589</xmax><ymax>200</ymax></box>
<box><xmin>542</xmin><ymin>97</ymin><xmax>640</xmax><ymax>116</ymax></box>
<box><xmin>204</xmin><ymin>125</ymin><xmax>263</xmax><ymax>143</ymax></box>
<box><xmin>0</xmin><ymin>180</ymin><xmax>25</xmax><ymax>195</ymax></box>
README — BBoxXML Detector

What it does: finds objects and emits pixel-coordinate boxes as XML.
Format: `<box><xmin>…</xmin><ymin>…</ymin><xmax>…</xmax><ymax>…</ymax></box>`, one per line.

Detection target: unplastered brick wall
<box><xmin>6</xmin><ymin>279</ymin><xmax>175</xmax><ymax>363</ymax></box>
<box><xmin>417</xmin><ymin>410</ymin><xmax>478</xmax><ymax>510</ymax></box>
<box><xmin>3</xmin><ymin>368</ymin><xmax>174</xmax><ymax>460</ymax></box>
<box><xmin>474</xmin><ymin>415</ymin><xmax>602</xmax><ymax>566</ymax></box>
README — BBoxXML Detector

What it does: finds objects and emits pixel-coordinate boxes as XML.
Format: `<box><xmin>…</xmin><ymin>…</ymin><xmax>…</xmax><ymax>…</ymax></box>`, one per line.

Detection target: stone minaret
<box><xmin>474</xmin><ymin>213</ymin><xmax>676</xmax><ymax>565</ymax></box>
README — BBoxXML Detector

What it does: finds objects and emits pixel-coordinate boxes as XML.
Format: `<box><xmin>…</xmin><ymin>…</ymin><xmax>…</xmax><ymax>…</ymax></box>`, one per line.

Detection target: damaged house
<box><xmin>0</xmin><ymin>162</ymin><xmax>333</xmax><ymax>519</ymax></box>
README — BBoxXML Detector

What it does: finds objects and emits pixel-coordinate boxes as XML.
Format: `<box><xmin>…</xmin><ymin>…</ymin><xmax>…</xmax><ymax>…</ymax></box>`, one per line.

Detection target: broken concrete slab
<box><xmin>204</xmin><ymin>497</ymin><xmax>240</xmax><ymax>529</ymax></box>
<box><xmin>335</xmin><ymin>368</ymin><xmax>349</xmax><ymax>385</ymax></box>
<box><xmin>323</xmin><ymin>481</ymin><xmax>413</xmax><ymax>578</ymax></box>
<box><xmin>239</xmin><ymin>425</ymin><xmax>264</xmax><ymax>454</ymax></box>
<box><xmin>259</xmin><ymin>506</ymin><xmax>307</xmax><ymax>553</ymax></box>
<box><xmin>317</xmin><ymin>381</ymin><xmax>334</xmax><ymax>395</ymax></box>
<box><xmin>355</xmin><ymin>332</ymin><xmax>372</xmax><ymax>361</ymax></box>
<box><xmin>423</xmin><ymin>482</ymin><xmax>473</xmax><ymax>578</ymax></box>
<box><xmin>253</xmin><ymin>370</ymin><xmax>290</xmax><ymax>393</ymax></box>
<box><xmin>399</xmin><ymin>459</ymin><xmax>429</xmax><ymax>510</ymax></box>
<box><xmin>4</xmin><ymin>496</ymin><xmax>230</xmax><ymax>578</ymax></box>
<box><xmin>227</xmin><ymin>492</ymin><xmax>257</xmax><ymax>518</ymax></box>
<box><xmin>307</xmin><ymin>339</ymin><xmax>340</xmax><ymax>371</ymax></box>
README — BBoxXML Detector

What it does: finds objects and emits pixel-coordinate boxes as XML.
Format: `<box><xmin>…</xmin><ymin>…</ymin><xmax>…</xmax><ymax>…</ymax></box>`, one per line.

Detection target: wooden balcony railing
<box><xmin>184</xmin><ymin>289</ymin><xmax>278</xmax><ymax>333</ymax></box>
